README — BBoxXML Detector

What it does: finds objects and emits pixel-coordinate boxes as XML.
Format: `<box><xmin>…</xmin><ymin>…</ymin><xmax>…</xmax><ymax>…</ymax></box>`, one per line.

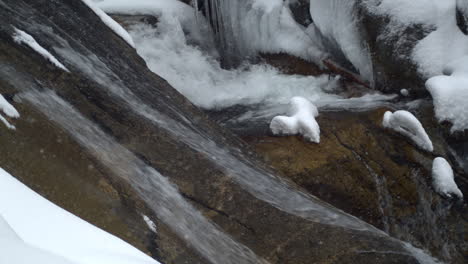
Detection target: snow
<box><xmin>82</xmin><ymin>0</ymin><xmax>135</xmax><ymax>48</ymax></box>
<box><xmin>12</xmin><ymin>28</ymin><xmax>69</xmax><ymax>72</ymax></box>
<box><xmin>0</xmin><ymin>168</ymin><xmax>160</xmax><ymax>264</ymax></box>
<box><xmin>142</xmin><ymin>215</ymin><xmax>157</xmax><ymax>233</ymax></box>
<box><xmin>364</xmin><ymin>0</ymin><xmax>440</xmax><ymax>25</ymax></box>
<box><xmin>0</xmin><ymin>94</ymin><xmax>19</xmax><ymax>130</ymax></box>
<box><xmin>400</xmin><ymin>89</ymin><xmax>409</xmax><ymax>97</ymax></box>
<box><xmin>432</xmin><ymin>157</ymin><xmax>463</xmax><ymax>199</ymax></box>
<box><xmin>310</xmin><ymin>0</ymin><xmax>374</xmax><ymax>84</ymax></box>
<box><xmin>382</xmin><ymin>110</ymin><xmax>433</xmax><ymax>152</ymax></box>
<box><xmin>270</xmin><ymin>97</ymin><xmax>320</xmax><ymax>143</ymax></box>
<box><xmin>0</xmin><ymin>216</ymin><xmax>78</xmax><ymax>264</ymax></box>
<box><xmin>426</xmin><ymin>55</ymin><xmax>468</xmax><ymax>132</ymax></box>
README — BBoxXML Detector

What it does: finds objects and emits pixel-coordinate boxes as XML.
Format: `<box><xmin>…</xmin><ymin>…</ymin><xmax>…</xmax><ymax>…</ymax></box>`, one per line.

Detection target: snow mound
<box><xmin>426</xmin><ymin>56</ymin><xmax>468</xmax><ymax>132</ymax></box>
<box><xmin>12</xmin><ymin>28</ymin><xmax>69</xmax><ymax>72</ymax></box>
<box><xmin>270</xmin><ymin>97</ymin><xmax>320</xmax><ymax>143</ymax></box>
<box><xmin>432</xmin><ymin>157</ymin><xmax>463</xmax><ymax>199</ymax></box>
<box><xmin>0</xmin><ymin>168</ymin><xmax>160</xmax><ymax>264</ymax></box>
<box><xmin>82</xmin><ymin>0</ymin><xmax>135</xmax><ymax>48</ymax></box>
<box><xmin>382</xmin><ymin>110</ymin><xmax>433</xmax><ymax>152</ymax></box>
<box><xmin>0</xmin><ymin>216</ymin><xmax>78</xmax><ymax>264</ymax></box>
<box><xmin>0</xmin><ymin>94</ymin><xmax>19</xmax><ymax>130</ymax></box>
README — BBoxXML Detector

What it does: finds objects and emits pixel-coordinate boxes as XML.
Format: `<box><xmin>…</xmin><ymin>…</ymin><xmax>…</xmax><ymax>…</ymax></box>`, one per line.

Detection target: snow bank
<box><xmin>82</xmin><ymin>0</ymin><xmax>135</xmax><ymax>48</ymax></box>
<box><xmin>426</xmin><ymin>56</ymin><xmax>468</xmax><ymax>132</ymax></box>
<box><xmin>12</xmin><ymin>28</ymin><xmax>69</xmax><ymax>72</ymax></box>
<box><xmin>411</xmin><ymin>0</ymin><xmax>468</xmax><ymax>77</ymax></box>
<box><xmin>0</xmin><ymin>216</ymin><xmax>78</xmax><ymax>264</ymax></box>
<box><xmin>382</xmin><ymin>110</ymin><xmax>433</xmax><ymax>152</ymax></box>
<box><xmin>270</xmin><ymin>97</ymin><xmax>320</xmax><ymax>143</ymax></box>
<box><xmin>0</xmin><ymin>168</ymin><xmax>160</xmax><ymax>264</ymax></box>
<box><xmin>432</xmin><ymin>157</ymin><xmax>463</xmax><ymax>199</ymax></box>
<box><xmin>0</xmin><ymin>94</ymin><xmax>19</xmax><ymax>130</ymax></box>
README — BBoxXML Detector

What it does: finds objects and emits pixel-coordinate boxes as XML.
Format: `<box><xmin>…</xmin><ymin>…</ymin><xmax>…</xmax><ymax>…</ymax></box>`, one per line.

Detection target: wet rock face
<box><xmin>239</xmin><ymin>106</ymin><xmax>467</xmax><ymax>264</ymax></box>
<box><xmin>0</xmin><ymin>1</ymin><xmax>445</xmax><ymax>264</ymax></box>
<box><xmin>358</xmin><ymin>7</ymin><xmax>434</xmax><ymax>95</ymax></box>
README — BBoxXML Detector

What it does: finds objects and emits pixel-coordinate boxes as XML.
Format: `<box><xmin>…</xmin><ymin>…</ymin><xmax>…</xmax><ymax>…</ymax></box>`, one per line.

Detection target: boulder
<box><xmin>235</xmin><ymin>105</ymin><xmax>467</xmax><ymax>264</ymax></box>
<box><xmin>0</xmin><ymin>1</ymin><xmax>442</xmax><ymax>263</ymax></box>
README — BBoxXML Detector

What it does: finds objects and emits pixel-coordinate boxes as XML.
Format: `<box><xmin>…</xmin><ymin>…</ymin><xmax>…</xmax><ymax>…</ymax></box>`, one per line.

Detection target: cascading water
<box><xmin>19</xmin><ymin>89</ymin><xmax>267</xmax><ymax>264</ymax></box>
<box><xmin>194</xmin><ymin>0</ymin><xmax>325</xmax><ymax>67</ymax></box>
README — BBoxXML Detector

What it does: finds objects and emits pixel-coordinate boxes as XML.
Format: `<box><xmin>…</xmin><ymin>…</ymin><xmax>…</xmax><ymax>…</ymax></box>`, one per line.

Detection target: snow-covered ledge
<box><xmin>382</xmin><ymin>110</ymin><xmax>433</xmax><ymax>152</ymax></box>
<box><xmin>270</xmin><ymin>96</ymin><xmax>320</xmax><ymax>143</ymax></box>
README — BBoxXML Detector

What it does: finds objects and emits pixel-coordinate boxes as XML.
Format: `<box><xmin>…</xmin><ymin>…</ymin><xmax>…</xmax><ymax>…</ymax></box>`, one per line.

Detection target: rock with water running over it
<box><xmin>231</xmin><ymin>105</ymin><xmax>467</xmax><ymax>264</ymax></box>
<box><xmin>0</xmin><ymin>1</ymin><xmax>442</xmax><ymax>264</ymax></box>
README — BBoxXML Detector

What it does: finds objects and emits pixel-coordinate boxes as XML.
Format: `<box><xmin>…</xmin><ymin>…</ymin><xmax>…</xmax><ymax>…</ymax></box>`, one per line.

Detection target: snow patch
<box><xmin>0</xmin><ymin>168</ymin><xmax>160</xmax><ymax>264</ymax></box>
<box><xmin>0</xmin><ymin>94</ymin><xmax>19</xmax><ymax>130</ymax></box>
<box><xmin>432</xmin><ymin>157</ymin><xmax>463</xmax><ymax>199</ymax></box>
<box><xmin>142</xmin><ymin>215</ymin><xmax>157</xmax><ymax>233</ymax></box>
<box><xmin>82</xmin><ymin>0</ymin><xmax>135</xmax><ymax>48</ymax></box>
<box><xmin>12</xmin><ymin>28</ymin><xmax>69</xmax><ymax>72</ymax></box>
<box><xmin>426</xmin><ymin>56</ymin><xmax>468</xmax><ymax>132</ymax></box>
<box><xmin>382</xmin><ymin>110</ymin><xmax>433</xmax><ymax>152</ymax></box>
<box><xmin>270</xmin><ymin>97</ymin><xmax>320</xmax><ymax>143</ymax></box>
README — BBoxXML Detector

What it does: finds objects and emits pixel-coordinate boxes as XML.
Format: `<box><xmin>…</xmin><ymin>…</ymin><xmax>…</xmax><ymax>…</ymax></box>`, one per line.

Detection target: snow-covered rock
<box><xmin>12</xmin><ymin>28</ymin><xmax>69</xmax><ymax>72</ymax></box>
<box><xmin>270</xmin><ymin>97</ymin><xmax>320</xmax><ymax>143</ymax></box>
<box><xmin>0</xmin><ymin>94</ymin><xmax>19</xmax><ymax>130</ymax></box>
<box><xmin>82</xmin><ymin>0</ymin><xmax>135</xmax><ymax>48</ymax></box>
<box><xmin>432</xmin><ymin>157</ymin><xmax>463</xmax><ymax>199</ymax></box>
<box><xmin>426</xmin><ymin>56</ymin><xmax>468</xmax><ymax>133</ymax></box>
<box><xmin>382</xmin><ymin>110</ymin><xmax>433</xmax><ymax>152</ymax></box>
<box><xmin>0</xmin><ymin>168</ymin><xmax>160</xmax><ymax>264</ymax></box>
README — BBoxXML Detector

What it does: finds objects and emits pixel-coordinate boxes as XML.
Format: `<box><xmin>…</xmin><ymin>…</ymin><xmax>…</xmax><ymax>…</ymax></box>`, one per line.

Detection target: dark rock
<box><xmin>288</xmin><ymin>0</ymin><xmax>313</xmax><ymax>27</ymax></box>
<box><xmin>357</xmin><ymin>2</ymin><xmax>435</xmax><ymax>95</ymax></box>
<box><xmin>240</xmin><ymin>106</ymin><xmax>467</xmax><ymax>264</ymax></box>
<box><xmin>457</xmin><ymin>0</ymin><xmax>468</xmax><ymax>35</ymax></box>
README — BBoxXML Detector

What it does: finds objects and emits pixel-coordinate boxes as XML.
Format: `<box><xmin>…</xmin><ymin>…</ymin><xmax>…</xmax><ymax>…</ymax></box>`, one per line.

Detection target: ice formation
<box><xmin>382</xmin><ymin>110</ymin><xmax>433</xmax><ymax>152</ymax></box>
<box><xmin>432</xmin><ymin>157</ymin><xmax>463</xmax><ymax>199</ymax></box>
<box><xmin>82</xmin><ymin>0</ymin><xmax>135</xmax><ymax>48</ymax></box>
<box><xmin>309</xmin><ymin>0</ymin><xmax>374</xmax><ymax>84</ymax></box>
<box><xmin>12</xmin><ymin>28</ymin><xmax>69</xmax><ymax>72</ymax></box>
<box><xmin>0</xmin><ymin>168</ymin><xmax>160</xmax><ymax>264</ymax></box>
<box><xmin>0</xmin><ymin>94</ymin><xmax>19</xmax><ymax>130</ymax></box>
<box><xmin>426</xmin><ymin>56</ymin><xmax>468</xmax><ymax>132</ymax></box>
<box><xmin>196</xmin><ymin>0</ymin><xmax>326</xmax><ymax>65</ymax></box>
<box><xmin>270</xmin><ymin>96</ymin><xmax>320</xmax><ymax>143</ymax></box>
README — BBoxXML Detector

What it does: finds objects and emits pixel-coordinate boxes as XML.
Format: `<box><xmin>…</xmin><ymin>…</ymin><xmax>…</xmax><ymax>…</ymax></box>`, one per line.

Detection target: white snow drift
<box><xmin>0</xmin><ymin>168</ymin><xmax>160</xmax><ymax>264</ymax></box>
<box><xmin>0</xmin><ymin>94</ymin><xmax>19</xmax><ymax>130</ymax></box>
<box><xmin>12</xmin><ymin>28</ymin><xmax>69</xmax><ymax>72</ymax></box>
<box><xmin>270</xmin><ymin>97</ymin><xmax>320</xmax><ymax>143</ymax></box>
<box><xmin>432</xmin><ymin>157</ymin><xmax>463</xmax><ymax>199</ymax></box>
<box><xmin>426</xmin><ymin>56</ymin><xmax>468</xmax><ymax>132</ymax></box>
<box><xmin>382</xmin><ymin>110</ymin><xmax>433</xmax><ymax>152</ymax></box>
